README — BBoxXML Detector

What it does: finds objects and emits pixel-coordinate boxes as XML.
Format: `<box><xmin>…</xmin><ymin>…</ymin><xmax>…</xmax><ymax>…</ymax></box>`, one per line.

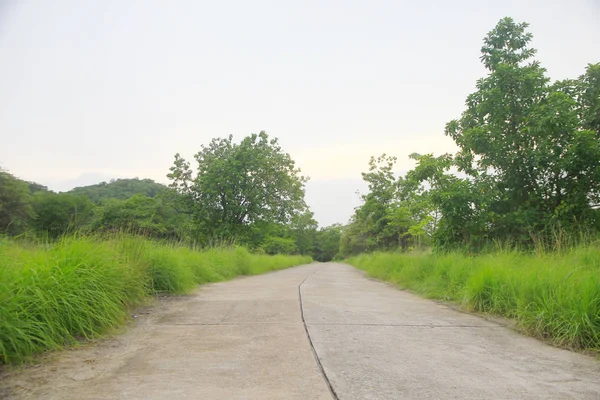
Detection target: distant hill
<box><xmin>68</xmin><ymin>178</ymin><xmax>168</xmax><ymax>203</ymax></box>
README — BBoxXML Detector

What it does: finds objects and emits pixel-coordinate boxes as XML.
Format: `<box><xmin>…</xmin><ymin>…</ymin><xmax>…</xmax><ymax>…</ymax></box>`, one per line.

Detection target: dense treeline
<box><xmin>0</xmin><ymin>173</ymin><xmax>186</xmax><ymax>239</ymax></box>
<box><xmin>341</xmin><ymin>18</ymin><xmax>600</xmax><ymax>255</ymax></box>
<box><xmin>0</xmin><ymin>133</ymin><xmax>341</xmax><ymax>260</ymax></box>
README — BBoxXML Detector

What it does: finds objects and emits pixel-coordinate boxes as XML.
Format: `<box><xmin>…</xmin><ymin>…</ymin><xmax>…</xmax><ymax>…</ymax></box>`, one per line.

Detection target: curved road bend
<box><xmin>2</xmin><ymin>263</ymin><xmax>600</xmax><ymax>399</ymax></box>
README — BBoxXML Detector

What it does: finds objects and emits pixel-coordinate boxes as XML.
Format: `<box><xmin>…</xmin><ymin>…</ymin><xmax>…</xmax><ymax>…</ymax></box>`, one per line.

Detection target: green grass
<box><xmin>0</xmin><ymin>235</ymin><xmax>311</xmax><ymax>364</ymax></box>
<box><xmin>346</xmin><ymin>245</ymin><xmax>600</xmax><ymax>352</ymax></box>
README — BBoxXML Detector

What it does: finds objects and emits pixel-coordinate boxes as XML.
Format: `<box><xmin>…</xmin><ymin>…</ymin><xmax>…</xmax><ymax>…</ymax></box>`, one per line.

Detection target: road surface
<box><xmin>2</xmin><ymin>263</ymin><xmax>600</xmax><ymax>399</ymax></box>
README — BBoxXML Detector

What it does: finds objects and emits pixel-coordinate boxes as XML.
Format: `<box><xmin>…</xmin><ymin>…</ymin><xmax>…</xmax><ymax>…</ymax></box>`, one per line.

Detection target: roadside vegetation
<box><xmin>0</xmin><ymin>134</ymin><xmax>341</xmax><ymax>261</ymax></box>
<box><xmin>347</xmin><ymin>245</ymin><xmax>600</xmax><ymax>351</ymax></box>
<box><xmin>0</xmin><ymin>235</ymin><xmax>310</xmax><ymax>364</ymax></box>
<box><xmin>1</xmin><ymin>132</ymin><xmax>319</xmax><ymax>365</ymax></box>
<box><xmin>344</xmin><ymin>18</ymin><xmax>600</xmax><ymax>352</ymax></box>
<box><xmin>340</xmin><ymin>18</ymin><xmax>600</xmax><ymax>256</ymax></box>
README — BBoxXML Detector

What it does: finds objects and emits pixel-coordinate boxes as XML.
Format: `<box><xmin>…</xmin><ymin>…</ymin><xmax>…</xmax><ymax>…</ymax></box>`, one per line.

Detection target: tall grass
<box><xmin>0</xmin><ymin>235</ymin><xmax>311</xmax><ymax>364</ymax></box>
<box><xmin>347</xmin><ymin>245</ymin><xmax>600</xmax><ymax>351</ymax></box>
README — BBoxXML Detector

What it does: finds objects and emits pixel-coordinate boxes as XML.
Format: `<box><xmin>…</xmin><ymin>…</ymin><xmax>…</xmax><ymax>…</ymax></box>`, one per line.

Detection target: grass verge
<box><xmin>0</xmin><ymin>235</ymin><xmax>311</xmax><ymax>364</ymax></box>
<box><xmin>346</xmin><ymin>246</ymin><xmax>600</xmax><ymax>352</ymax></box>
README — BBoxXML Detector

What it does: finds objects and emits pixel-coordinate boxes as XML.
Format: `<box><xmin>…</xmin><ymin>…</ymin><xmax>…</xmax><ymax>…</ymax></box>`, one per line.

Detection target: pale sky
<box><xmin>1</xmin><ymin>1</ymin><xmax>599</xmax><ymax>226</ymax></box>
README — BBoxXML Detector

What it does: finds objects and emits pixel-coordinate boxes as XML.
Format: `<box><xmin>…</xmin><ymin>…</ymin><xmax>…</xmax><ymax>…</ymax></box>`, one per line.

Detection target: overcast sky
<box><xmin>1</xmin><ymin>1</ymin><xmax>599</xmax><ymax>226</ymax></box>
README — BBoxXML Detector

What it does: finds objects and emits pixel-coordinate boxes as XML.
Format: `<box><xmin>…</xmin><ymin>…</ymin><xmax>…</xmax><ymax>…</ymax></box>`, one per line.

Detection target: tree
<box><xmin>31</xmin><ymin>192</ymin><xmax>95</xmax><ymax>238</ymax></box>
<box><xmin>437</xmin><ymin>17</ymin><xmax>600</xmax><ymax>247</ymax></box>
<box><xmin>313</xmin><ymin>224</ymin><xmax>342</xmax><ymax>261</ymax></box>
<box><xmin>0</xmin><ymin>169</ymin><xmax>36</xmax><ymax>234</ymax></box>
<box><xmin>168</xmin><ymin>131</ymin><xmax>309</xmax><ymax>241</ymax></box>
<box><xmin>356</xmin><ymin>155</ymin><xmax>400</xmax><ymax>249</ymax></box>
<box><xmin>408</xmin><ymin>153</ymin><xmax>486</xmax><ymax>249</ymax></box>
<box><xmin>572</xmin><ymin>63</ymin><xmax>600</xmax><ymax>135</ymax></box>
<box><xmin>260</xmin><ymin>236</ymin><xmax>298</xmax><ymax>255</ymax></box>
<box><xmin>93</xmin><ymin>194</ymin><xmax>189</xmax><ymax>239</ymax></box>
<box><xmin>341</xmin><ymin>155</ymin><xmax>421</xmax><ymax>255</ymax></box>
<box><xmin>346</xmin><ymin>18</ymin><xmax>600</xmax><ymax>252</ymax></box>
<box><xmin>292</xmin><ymin>212</ymin><xmax>318</xmax><ymax>253</ymax></box>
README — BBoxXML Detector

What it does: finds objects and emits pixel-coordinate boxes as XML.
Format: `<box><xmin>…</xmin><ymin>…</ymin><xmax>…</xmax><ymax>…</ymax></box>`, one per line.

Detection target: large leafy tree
<box><xmin>437</xmin><ymin>17</ymin><xmax>600</xmax><ymax>247</ymax></box>
<box><xmin>347</xmin><ymin>18</ymin><xmax>600</xmax><ymax>252</ymax></box>
<box><xmin>168</xmin><ymin>131</ymin><xmax>309</xmax><ymax>240</ymax></box>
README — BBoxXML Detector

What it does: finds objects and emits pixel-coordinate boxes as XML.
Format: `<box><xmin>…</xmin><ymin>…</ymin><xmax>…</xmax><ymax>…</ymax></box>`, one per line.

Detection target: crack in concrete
<box><xmin>168</xmin><ymin>322</ymin><xmax>298</xmax><ymax>326</ymax></box>
<box><xmin>298</xmin><ymin>269</ymin><xmax>339</xmax><ymax>400</ymax></box>
<box><xmin>165</xmin><ymin>322</ymin><xmax>502</xmax><ymax>328</ymax></box>
<box><xmin>307</xmin><ymin>323</ymin><xmax>504</xmax><ymax>328</ymax></box>
<box><xmin>218</xmin><ymin>303</ymin><xmax>238</xmax><ymax>324</ymax></box>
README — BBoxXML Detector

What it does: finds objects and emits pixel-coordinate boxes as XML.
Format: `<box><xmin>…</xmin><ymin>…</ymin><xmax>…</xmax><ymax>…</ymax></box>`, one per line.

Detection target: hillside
<box><xmin>68</xmin><ymin>178</ymin><xmax>167</xmax><ymax>203</ymax></box>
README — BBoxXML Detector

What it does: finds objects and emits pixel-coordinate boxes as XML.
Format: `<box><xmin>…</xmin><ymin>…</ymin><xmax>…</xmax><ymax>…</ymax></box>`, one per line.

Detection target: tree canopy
<box><xmin>168</xmin><ymin>131</ymin><xmax>309</xmax><ymax>240</ymax></box>
<box><xmin>342</xmin><ymin>17</ymin><xmax>600</xmax><ymax>253</ymax></box>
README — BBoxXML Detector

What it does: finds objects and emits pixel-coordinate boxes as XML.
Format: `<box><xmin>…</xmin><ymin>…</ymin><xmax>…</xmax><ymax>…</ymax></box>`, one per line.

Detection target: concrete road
<box><xmin>2</xmin><ymin>263</ymin><xmax>600</xmax><ymax>399</ymax></box>
<box><xmin>302</xmin><ymin>264</ymin><xmax>600</xmax><ymax>399</ymax></box>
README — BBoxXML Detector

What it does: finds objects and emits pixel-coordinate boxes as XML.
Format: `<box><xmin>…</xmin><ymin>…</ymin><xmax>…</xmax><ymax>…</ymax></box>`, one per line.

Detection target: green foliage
<box><xmin>260</xmin><ymin>236</ymin><xmax>297</xmax><ymax>255</ymax></box>
<box><xmin>347</xmin><ymin>18</ymin><xmax>600</xmax><ymax>252</ymax></box>
<box><xmin>341</xmin><ymin>155</ymin><xmax>404</xmax><ymax>256</ymax></box>
<box><xmin>288</xmin><ymin>211</ymin><xmax>319</xmax><ymax>256</ymax></box>
<box><xmin>168</xmin><ymin>131</ymin><xmax>309</xmax><ymax>241</ymax></box>
<box><xmin>0</xmin><ymin>132</ymin><xmax>317</xmax><ymax>258</ymax></box>
<box><xmin>0</xmin><ymin>235</ymin><xmax>311</xmax><ymax>364</ymax></box>
<box><xmin>313</xmin><ymin>224</ymin><xmax>342</xmax><ymax>261</ymax></box>
<box><xmin>242</xmin><ymin>212</ymin><xmax>318</xmax><ymax>256</ymax></box>
<box><xmin>340</xmin><ymin>154</ymin><xmax>434</xmax><ymax>256</ymax></box>
<box><xmin>0</xmin><ymin>169</ymin><xmax>36</xmax><ymax>235</ymax></box>
<box><xmin>347</xmin><ymin>245</ymin><xmax>600</xmax><ymax>351</ymax></box>
<box><xmin>439</xmin><ymin>18</ymin><xmax>600</xmax><ymax>248</ymax></box>
<box><xmin>0</xmin><ymin>173</ymin><xmax>182</xmax><ymax>241</ymax></box>
<box><xmin>93</xmin><ymin>194</ymin><xmax>189</xmax><ymax>239</ymax></box>
<box><xmin>31</xmin><ymin>192</ymin><xmax>96</xmax><ymax>238</ymax></box>
<box><xmin>69</xmin><ymin>178</ymin><xmax>167</xmax><ymax>203</ymax></box>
